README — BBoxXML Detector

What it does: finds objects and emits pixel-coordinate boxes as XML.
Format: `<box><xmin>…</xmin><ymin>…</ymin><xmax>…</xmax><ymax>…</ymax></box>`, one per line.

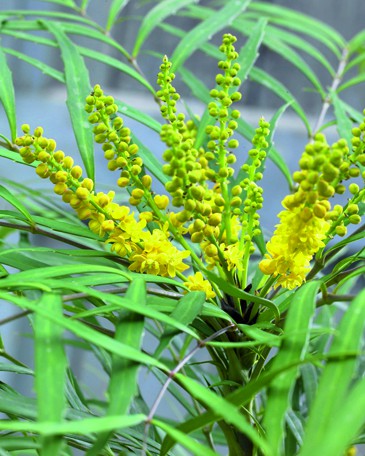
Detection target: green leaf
<box><xmin>205</xmin><ymin>270</ymin><xmax>280</xmax><ymax>321</ymax></box>
<box><xmin>86</xmin><ymin>278</ymin><xmax>146</xmax><ymax>456</ymax></box>
<box><xmin>37</xmin><ymin>0</ymin><xmax>77</xmax><ymax>8</ymax></box>
<box><xmin>331</xmin><ymin>91</ymin><xmax>353</xmax><ymax>147</ymax></box>
<box><xmin>265</xmin><ymin>25</ymin><xmax>335</xmax><ymax>76</ymax></box>
<box><xmin>248</xmin><ymin>2</ymin><xmax>345</xmax><ymax>54</ymax></box>
<box><xmin>0</xmin><ymin>146</ymin><xmax>35</xmax><ymax>166</ymax></box>
<box><xmin>153</xmin><ymin>419</ymin><xmax>220</xmax><ymax>456</ymax></box>
<box><xmin>337</xmin><ymin>72</ymin><xmax>365</xmax><ymax>93</ymax></box>
<box><xmin>311</xmin><ymin>375</ymin><xmax>365</xmax><ymax>456</ymax></box>
<box><xmin>236</xmin><ymin>17</ymin><xmax>267</xmax><ymax>82</ymax></box>
<box><xmin>300</xmin><ymin>289</ymin><xmax>365</xmax><ymax>456</ymax></box>
<box><xmin>0</xmin><ymin>46</ymin><xmax>17</xmax><ymax>140</ymax></box>
<box><xmin>131</xmin><ymin>134</ymin><xmax>168</xmax><ymax>185</ymax></box>
<box><xmin>348</xmin><ymin>29</ymin><xmax>365</xmax><ymax>54</ymax></box>
<box><xmin>174</xmin><ymin>373</ymin><xmax>272</xmax><ymax>455</ymax></box>
<box><xmin>133</xmin><ymin>0</ymin><xmax>196</xmax><ymax>57</ymax></box>
<box><xmin>160</xmin><ymin>357</ymin><xmax>309</xmax><ymax>455</ymax></box>
<box><xmin>42</xmin><ymin>22</ymin><xmax>95</xmax><ymax>181</ymax></box>
<box><xmin>2</xmin><ymin>47</ymin><xmax>65</xmax><ymax>83</ymax></box>
<box><xmin>263</xmin><ymin>36</ymin><xmax>325</xmax><ymax>97</ymax></box>
<box><xmin>262</xmin><ymin>281</ymin><xmax>319</xmax><ymax>455</ymax></box>
<box><xmin>60</xmin><ymin>22</ymin><xmax>130</xmax><ymax>59</ymax></box>
<box><xmin>78</xmin><ymin>46</ymin><xmax>155</xmax><ymax>95</ymax></box>
<box><xmin>0</xmin><ymin>184</ymin><xmax>34</xmax><ymax>224</ymax></box>
<box><xmin>0</xmin><ymin>414</ymin><xmax>146</xmax><ymax>435</ymax></box>
<box><xmin>106</xmin><ymin>0</ymin><xmax>129</xmax><ymax>32</ymax></box>
<box><xmin>171</xmin><ymin>0</ymin><xmax>251</xmax><ymax>72</ymax></box>
<box><xmin>35</xmin><ymin>292</ymin><xmax>67</xmax><ymax>456</ymax></box>
<box><xmin>250</xmin><ymin>67</ymin><xmax>311</xmax><ymax>134</ymax></box>
<box><xmin>0</xmin><ymin>291</ymin><xmax>167</xmax><ymax>370</ymax></box>
<box><xmin>154</xmin><ymin>291</ymin><xmax>206</xmax><ymax>357</ymax></box>
<box><xmin>116</xmin><ymin>101</ymin><xmax>161</xmax><ymax>132</ymax></box>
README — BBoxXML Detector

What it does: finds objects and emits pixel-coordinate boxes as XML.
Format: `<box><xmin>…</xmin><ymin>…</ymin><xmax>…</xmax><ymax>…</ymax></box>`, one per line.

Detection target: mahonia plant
<box><xmin>14</xmin><ymin>33</ymin><xmax>365</xmax><ymax>309</ymax></box>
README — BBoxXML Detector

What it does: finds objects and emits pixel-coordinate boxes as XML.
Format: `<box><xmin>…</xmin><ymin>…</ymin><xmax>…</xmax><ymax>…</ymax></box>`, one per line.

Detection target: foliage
<box><xmin>0</xmin><ymin>1</ymin><xmax>364</xmax><ymax>455</ymax></box>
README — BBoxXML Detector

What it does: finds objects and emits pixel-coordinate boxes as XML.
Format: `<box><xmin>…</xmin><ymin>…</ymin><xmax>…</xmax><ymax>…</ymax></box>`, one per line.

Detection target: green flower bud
<box><xmin>191</xmin><ymin>232</ymin><xmax>204</xmax><ymax>243</ymax></box>
<box><xmin>34</xmin><ymin>126</ymin><xmax>43</xmax><ymax>138</ymax></box>
<box><xmin>131</xmin><ymin>188</ymin><xmax>145</xmax><ymax>199</ymax></box>
<box><xmin>349</xmin><ymin>214</ymin><xmax>361</xmax><ymax>224</ymax></box>
<box><xmin>54</xmin><ymin>183</ymin><xmax>67</xmax><ymax>195</ymax></box>
<box><xmin>35</xmin><ymin>163</ymin><xmax>50</xmax><ymax>178</ymax></box>
<box><xmin>71</xmin><ymin>166</ymin><xmax>83</xmax><ymax>179</ymax></box>
<box><xmin>347</xmin><ymin>203</ymin><xmax>359</xmax><ymax>215</ymax></box>
<box><xmin>349</xmin><ymin>183</ymin><xmax>360</xmax><ymax>195</ymax></box>
<box><xmin>117</xmin><ymin>177</ymin><xmax>129</xmax><ymax>187</ymax></box>
<box><xmin>335</xmin><ymin>225</ymin><xmax>347</xmax><ymax>236</ymax></box>
<box><xmin>21</xmin><ymin>124</ymin><xmax>30</xmax><ymax>134</ymax></box>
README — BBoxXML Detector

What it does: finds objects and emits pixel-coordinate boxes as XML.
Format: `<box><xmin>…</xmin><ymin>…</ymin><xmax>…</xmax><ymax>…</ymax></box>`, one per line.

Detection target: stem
<box><xmin>311</xmin><ymin>46</ymin><xmax>349</xmax><ymax>137</ymax></box>
<box><xmin>141</xmin><ymin>323</ymin><xmax>235</xmax><ymax>456</ymax></box>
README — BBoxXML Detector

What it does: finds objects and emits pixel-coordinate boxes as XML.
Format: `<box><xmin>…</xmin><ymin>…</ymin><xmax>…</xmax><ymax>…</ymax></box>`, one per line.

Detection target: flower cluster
<box><xmin>260</xmin><ymin>128</ymin><xmax>365</xmax><ymax>289</ymax></box>
<box><xmin>14</xmin><ymin>123</ymin><xmax>190</xmax><ymax>279</ymax></box>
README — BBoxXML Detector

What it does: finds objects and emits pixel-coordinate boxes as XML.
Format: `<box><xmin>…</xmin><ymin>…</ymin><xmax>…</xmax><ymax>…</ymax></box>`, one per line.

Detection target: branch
<box><xmin>311</xmin><ymin>46</ymin><xmax>349</xmax><ymax>137</ymax></box>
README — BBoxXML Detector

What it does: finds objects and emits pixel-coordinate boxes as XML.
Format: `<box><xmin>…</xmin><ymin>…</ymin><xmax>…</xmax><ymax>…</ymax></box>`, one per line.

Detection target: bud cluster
<box><xmin>86</xmin><ymin>84</ymin><xmax>155</xmax><ymax>209</ymax></box>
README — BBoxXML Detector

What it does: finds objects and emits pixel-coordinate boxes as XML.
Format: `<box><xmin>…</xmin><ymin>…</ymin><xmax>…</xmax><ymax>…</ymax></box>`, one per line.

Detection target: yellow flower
<box><xmin>129</xmin><ymin>229</ymin><xmax>190</xmax><ymax>277</ymax></box>
<box><xmin>222</xmin><ymin>242</ymin><xmax>243</xmax><ymax>271</ymax></box>
<box><xmin>259</xmin><ymin>204</ymin><xmax>330</xmax><ymax>289</ymax></box>
<box><xmin>184</xmin><ymin>272</ymin><xmax>216</xmax><ymax>299</ymax></box>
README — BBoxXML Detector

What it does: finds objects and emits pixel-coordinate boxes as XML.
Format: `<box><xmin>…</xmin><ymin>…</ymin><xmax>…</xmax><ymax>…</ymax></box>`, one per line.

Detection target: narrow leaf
<box><xmin>0</xmin><ymin>414</ymin><xmax>146</xmax><ymax>435</ymax></box>
<box><xmin>86</xmin><ymin>279</ymin><xmax>146</xmax><ymax>456</ymax></box>
<box><xmin>300</xmin><ymin>289</ymin><xmax>365</xmax><ymax>456</ymax></box>
<box><xmin>153</xmin><ymin>419</ymin><xmax>220</xmax><ymax>456</ymax></box>
<box><xmin>0</xmin><ymin>47</ymin><xmax>17</xmax><ymax>140</ymax></box>
<box><xmin>262</xmin><ymin>281</ymin><xmax>319</xmax><ymax>455</ymax></box>
<box><xmin>42</xmin><ymin>22</ymin><xmax>95</xmax><ymax>180</ymax></box>
<box><xmin>154</xmin><ymin>291</ymin><xmax>205</xmax><ymax>357</ymax></box>
<box><xmin>331</xmin><ymin>91</ymin><xmax>353</xmax><ymax>147</ymax></box>
<box><xmin>0</xmin><ymin>184</ymin><xmax>33</xmax><ymax>224</ymax></box>
<box><xmin>236</xmin><ymin>17</ymin><xmax>267</xmax><ymax>82</ymax></box>
<box><xmin>171</xmin><ymin>0</ymin><xmax>251</xmax><ymax>72</ymax></box>
<box><xmin>133</xmin><ymin>0</ymin><xmax>196</xmax><ymax>57</ymax></box>
<box><xmin>3</xmin><ymin>47</ymin><xmax>65</xmax><ymax>83</ymax></box>
<box><xmin>35</xmin><ymin>292</ymin><xmax>67</xmax><ymax>456</ymax></box>
<box><xmin>106</xmin><ymin>0</ymin><xmax>130</xmax><ymax>32</ymax></box>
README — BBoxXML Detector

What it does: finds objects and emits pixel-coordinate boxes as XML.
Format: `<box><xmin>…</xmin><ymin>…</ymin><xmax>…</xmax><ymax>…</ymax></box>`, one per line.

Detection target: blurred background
<box><xmin>0</xmin><ymin>0</ymin><xmax>364</xmax><ymax>448</ymax></box>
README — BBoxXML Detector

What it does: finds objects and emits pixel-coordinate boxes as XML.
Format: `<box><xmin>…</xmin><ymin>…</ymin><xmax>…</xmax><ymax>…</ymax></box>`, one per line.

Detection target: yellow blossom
<box><xmin>129</xmin><ymin>229</ymin><xmax>190</xmax><ymax>277</ymax></box>
<box><xmin>259</xmin><ymin>204</ymin><xmax>330</xmax><ymax>289</ymax></box>
<box><xmin>222</xmin><ymin>242</ymin><xmax>243</xmax><ymax>271</ymax></box>
<box><xmin>184</xmin><ymin>272</ymin><xmax>216</xmax><ymax>299</ymax></box>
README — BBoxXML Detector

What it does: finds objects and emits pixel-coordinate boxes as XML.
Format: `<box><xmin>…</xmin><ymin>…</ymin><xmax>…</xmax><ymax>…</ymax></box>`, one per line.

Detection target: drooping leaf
<box><xmin>105</xmin><ymin>0</ymin><xmax>130</xmax><ymax>32</ymax></box>
<box><xmin>331</xmin><ymin>90</ymin><xmax>353</xmax><ymax>146</ymax></box>
<box><xmin>0</xmin><ymin>47</ymin><xmax>17</xmax><ymax>140</ymax></box>
<box><xmin>42</xmin><ymin>22</ymin><xmax>95</xmax><ymax>181</ymax></box>
<box><xmin>2</xmin><ymin>47</ymin><xmax>65</xmax><ymax>83</ymax></box>
<box><xmin>171</xmin><ymin>0</ymin><xmax>251</xmax><ymax>72</ymax></box>
<box><xmin>0</xmin><ymin>184</ymin><xmax>34</xmax><ymax>224</ymax></box>
<box><xmin>133</xmin><ymin>0</ymin><xmax>196</xmax><ymax>57</ymax></box>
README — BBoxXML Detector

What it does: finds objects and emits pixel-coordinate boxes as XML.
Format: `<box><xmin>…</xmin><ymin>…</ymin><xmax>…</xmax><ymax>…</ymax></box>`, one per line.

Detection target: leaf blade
<box><xmin>171</xmin><ymin>0</ymin><xmax>251</xmax><ymax>72</ymax></box>
<box><xmin>42</xmin><ymin>21</ymin><xmax>95</xmax><ymax>180</ymax></box>
<box><xmin>0</xmin><ymin>47</ymin><xmax>17</xmax><ymax>140</ymax></box>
